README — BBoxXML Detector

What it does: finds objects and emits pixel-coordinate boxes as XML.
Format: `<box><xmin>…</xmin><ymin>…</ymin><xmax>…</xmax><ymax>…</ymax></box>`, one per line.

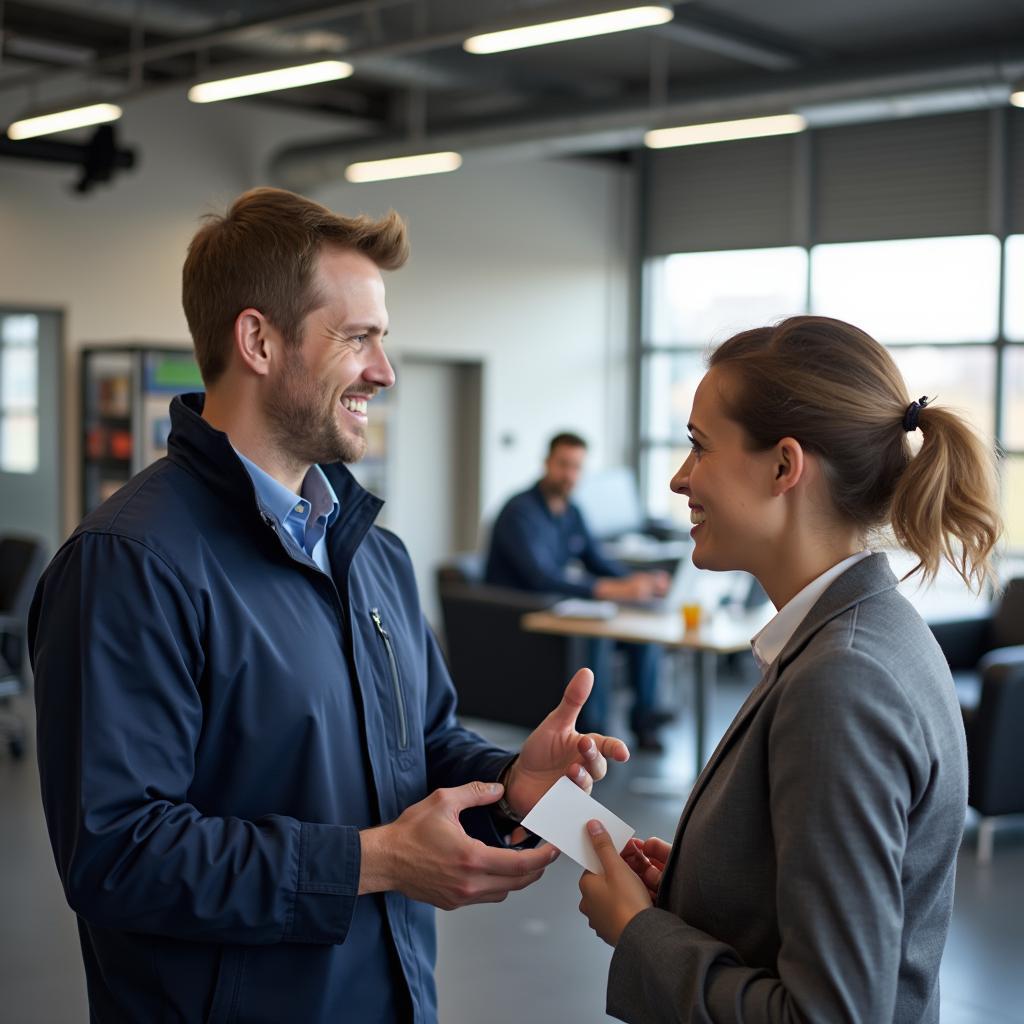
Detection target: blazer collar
<box><xmin>661</xmin><ymin>553</ymin><xmax>899</xmax><ymax>889</ymax></box>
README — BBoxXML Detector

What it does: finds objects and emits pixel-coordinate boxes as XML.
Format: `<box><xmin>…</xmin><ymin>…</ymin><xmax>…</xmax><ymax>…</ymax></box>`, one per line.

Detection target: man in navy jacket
<box><xmin>29</xmin><ymin>188</ymin><xmax>628</xmax><ymax>1023</ymax></box>
<box><xmin>485</xmin><ymin>434</ymin><xmax>670</xmax><ymax>749</ymax></box>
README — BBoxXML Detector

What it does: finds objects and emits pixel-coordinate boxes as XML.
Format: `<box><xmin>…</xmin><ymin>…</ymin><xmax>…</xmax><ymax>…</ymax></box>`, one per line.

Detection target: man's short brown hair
<box><xmin>548</xmin><ymin>432</ymin><xmax>588</xmax><ymax>456</ymax></box>
<box><xmin>182</xmin><ymin>187</ymin><xmax>409</xmax><ymax>384</ymax></box>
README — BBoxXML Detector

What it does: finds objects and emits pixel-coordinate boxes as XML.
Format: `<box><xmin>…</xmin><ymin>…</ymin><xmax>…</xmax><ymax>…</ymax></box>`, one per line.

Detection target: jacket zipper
<box><xmin>370</xmin><ymin>608</ymin><xmax>409</xmax><ymax>751</ymax></box>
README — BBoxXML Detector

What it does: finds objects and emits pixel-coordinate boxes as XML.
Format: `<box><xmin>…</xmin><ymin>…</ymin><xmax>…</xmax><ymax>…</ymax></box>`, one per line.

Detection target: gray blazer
<box><xmin>608</xmin><ymin>553</ymin><xmax>967</xmax><ymax>1023</ymax></box>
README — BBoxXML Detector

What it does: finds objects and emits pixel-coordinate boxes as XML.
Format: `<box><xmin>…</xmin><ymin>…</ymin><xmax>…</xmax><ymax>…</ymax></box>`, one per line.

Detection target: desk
<box><xmin>521</xmin><ymin>605</ymin><xmax>772</xmax><ymax>778</ymax></box>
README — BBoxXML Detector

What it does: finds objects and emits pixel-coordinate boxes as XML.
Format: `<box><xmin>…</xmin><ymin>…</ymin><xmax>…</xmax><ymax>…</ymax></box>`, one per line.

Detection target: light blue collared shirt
<box><xmin>235</xmin><ymin>450</ymin><xmax>340</xmax><ymax>575</ymax></box>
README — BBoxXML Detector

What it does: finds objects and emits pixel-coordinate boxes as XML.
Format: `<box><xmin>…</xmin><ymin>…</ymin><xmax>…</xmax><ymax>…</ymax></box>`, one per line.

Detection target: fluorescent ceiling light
<box><xmin>188</xmin><ymin>60</ymin><xmax>353</xmax><ymax>104</ymax></box>
<box><xmin>464</xmin><ymin>5</ymin><xmax>673</xmax><ymax>54</ymax></box>
<box><xmin>1011</xmin><ymin>89</ymin><xmax>1024</xmax><ymax>109</ymax></box>
<box><xmin>345</xmin><ymin>151</ymin><xmax>463</xmax><ymax>183</ymax></box>
<box><xmin>7</xmin><ymin>102</ymin><xmax>122</xmax><ymax>141</ymax></box>
<box><xmin>645</xmin><ymin>113</ymin><xmax>807</xmax><ymax>148</ymax></box>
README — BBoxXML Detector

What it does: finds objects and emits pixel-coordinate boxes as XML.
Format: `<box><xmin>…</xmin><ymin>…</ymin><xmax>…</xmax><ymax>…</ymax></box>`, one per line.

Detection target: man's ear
<box><xmin>771</xmin><ymin>437</ymin><xmax>805</xmax><ymax>496</ymax></box>
<box><xmin>233</xmin><ymin>307</ymin><xmax>273</xmax><ymax>377</ymax></box>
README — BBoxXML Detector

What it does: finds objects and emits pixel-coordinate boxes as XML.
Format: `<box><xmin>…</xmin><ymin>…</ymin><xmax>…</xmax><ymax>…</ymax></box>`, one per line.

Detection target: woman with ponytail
<box><xmin>577</xmin><ymin>315</ymin><xmax>1002</xmax><ymax>1023</ymax></box>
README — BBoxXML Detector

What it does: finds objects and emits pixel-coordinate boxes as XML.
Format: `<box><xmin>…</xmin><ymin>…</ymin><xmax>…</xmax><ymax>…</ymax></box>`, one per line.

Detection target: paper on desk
<box><xmin>521</xmin><ymin>776</ymin><xmax>635</xmax><ymax>875</ymax></box>
<box><xmin>549</xmin><ymin>598</ymin><xmax>619</xmax><ymax>620</ymax></box>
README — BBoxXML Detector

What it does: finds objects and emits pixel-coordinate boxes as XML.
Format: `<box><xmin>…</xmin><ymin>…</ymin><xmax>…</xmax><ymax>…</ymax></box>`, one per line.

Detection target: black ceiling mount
<box><xmin>0</xmin><ymin>123</ymin><xmax>136</xmax><ymax>194</ymax></box>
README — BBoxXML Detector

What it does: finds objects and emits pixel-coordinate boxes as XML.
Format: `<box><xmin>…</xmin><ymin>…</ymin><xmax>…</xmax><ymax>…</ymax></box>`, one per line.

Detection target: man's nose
<box><xmin>365</xmin><ymin>341</ymin><xmax>396</xmax><ymax>389</ymax></box>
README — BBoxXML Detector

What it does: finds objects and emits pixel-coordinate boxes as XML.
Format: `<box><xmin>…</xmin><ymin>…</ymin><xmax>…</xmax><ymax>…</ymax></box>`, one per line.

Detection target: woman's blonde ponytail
<box><xmin>890</xmin><ymin>404</ymin><xmax>1002</xmax><ymax>591</ymax></box>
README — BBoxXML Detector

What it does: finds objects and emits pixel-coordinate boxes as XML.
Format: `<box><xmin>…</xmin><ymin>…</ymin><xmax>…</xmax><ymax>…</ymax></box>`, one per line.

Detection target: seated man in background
<box><xmin>485</xmin><ymin>432</ymin><xmax>671</xmax><ymax>750</ymax></box>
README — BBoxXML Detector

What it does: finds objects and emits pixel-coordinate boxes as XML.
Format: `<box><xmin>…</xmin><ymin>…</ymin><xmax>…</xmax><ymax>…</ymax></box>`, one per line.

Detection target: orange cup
<box><xmin>681</xmin><ymin>602</ymin><xmax>702</xmax><ymax>631</ymax></box>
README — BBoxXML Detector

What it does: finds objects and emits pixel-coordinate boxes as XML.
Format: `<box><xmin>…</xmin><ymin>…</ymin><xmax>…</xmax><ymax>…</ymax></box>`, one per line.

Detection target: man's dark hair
<box><xmin>548</xmin><ymin>432</ymin><xmax>588</xmax><ymax>456</ymax></box>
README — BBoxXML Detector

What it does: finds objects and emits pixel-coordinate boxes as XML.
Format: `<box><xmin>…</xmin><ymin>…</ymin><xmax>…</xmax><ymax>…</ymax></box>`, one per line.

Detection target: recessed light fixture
<box><xmin>644</xmin><ymin>113</ymin><xmax>807</xmax><ymax>149</ymax></box>
<box><xmin>6</xmin><ymin>102</ymin><xmax>123</xmax><ymax>141</ymax></box>
<box><xmin>188</xmin><ymin>60</ymin><xmax>353</xmax><ymax>104</ymax></box>
<box><xmin>344</xmin><ymin>151</ymin><xmax>463</xmax><ymax>183</ymax></box>
<box><xmin>464</xmin><ymin>5</ymin><xmax>673</xmax><ymax>55</ymax></box>
<box><xmin>1010</xmin><ymin>87</ymin><xmax>1024</xmax><ymax>109</ymax></box>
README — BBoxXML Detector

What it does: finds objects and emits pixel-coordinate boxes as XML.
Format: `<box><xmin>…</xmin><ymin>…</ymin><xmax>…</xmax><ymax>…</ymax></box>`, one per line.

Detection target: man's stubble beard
<box><xmin>265</xmin><ymin>358</ymin><xmax>366</xmax><ymax>467</ymax></box>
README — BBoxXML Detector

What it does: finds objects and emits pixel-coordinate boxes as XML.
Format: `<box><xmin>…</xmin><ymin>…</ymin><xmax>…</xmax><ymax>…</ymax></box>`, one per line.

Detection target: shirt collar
<box><xmin>234</xmin><ymin>449</ymin><xmax>340</xmax><ymax>529</ymax></box>
<box><xmin>750</xmin><ymin>550</ymin><xmax>872</xmax><ymax>674</ymax></box>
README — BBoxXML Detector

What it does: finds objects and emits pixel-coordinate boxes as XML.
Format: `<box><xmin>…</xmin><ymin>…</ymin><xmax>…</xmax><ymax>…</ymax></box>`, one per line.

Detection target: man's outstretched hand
<box><xmin>503</xmin><ymin>668</ymin><xmax>630</xmax><ymax>820</ymax></box>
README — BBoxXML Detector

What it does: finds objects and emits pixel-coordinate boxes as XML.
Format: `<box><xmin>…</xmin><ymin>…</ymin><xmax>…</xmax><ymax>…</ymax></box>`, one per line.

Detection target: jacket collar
<box><xmin>660</xmin><ymin>552</ymin><xmax>899</xmax><ymax>893</ymax></box>
<box><xmin>166</xmin><ymin>393</ymin><xmax>383</xmax><ymax>554</ymax></box>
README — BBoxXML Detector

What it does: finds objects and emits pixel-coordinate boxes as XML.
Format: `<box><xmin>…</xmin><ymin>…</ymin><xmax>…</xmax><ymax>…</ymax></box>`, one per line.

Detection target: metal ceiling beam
<box><xmin>0</xmin><ymin>0</ymin><xmax>636</xmax><ymax>96</ymax></box>
<box><xmin>270</xmin><ymin>45</ymin><xmax>1024</xmax><ymax>191</ymax></box>
<box><xmin>652</xmin><ymin>4</ymin><xmax>819</xmax><ymax>72</ymax></box>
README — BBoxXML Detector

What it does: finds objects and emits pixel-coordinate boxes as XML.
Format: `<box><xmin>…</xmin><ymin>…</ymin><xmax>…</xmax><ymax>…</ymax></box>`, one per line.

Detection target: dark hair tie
<box><xmin>902</xmin><ymin>395</ymin><xmax>929</xmax><ymax>432</ymax></box>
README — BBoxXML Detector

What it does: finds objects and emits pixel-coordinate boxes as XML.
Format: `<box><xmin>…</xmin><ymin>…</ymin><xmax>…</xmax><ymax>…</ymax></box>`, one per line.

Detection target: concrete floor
<box><xmin>2</xmin><ymin>661</ymin><xmax>1023</xmax><ymax>1023</ymax></box>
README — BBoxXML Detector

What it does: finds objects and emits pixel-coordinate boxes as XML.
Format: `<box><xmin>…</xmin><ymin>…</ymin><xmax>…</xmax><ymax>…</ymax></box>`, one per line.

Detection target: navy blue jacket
<box><xmin>29</xmin><ymin>393</ymin><xmax>513</xmax><ymax>1024</ymax></box>
<box><xmin>484</xmin><ymin>482</ymin><xmax>626</xmax><ymax>598</ymax></box>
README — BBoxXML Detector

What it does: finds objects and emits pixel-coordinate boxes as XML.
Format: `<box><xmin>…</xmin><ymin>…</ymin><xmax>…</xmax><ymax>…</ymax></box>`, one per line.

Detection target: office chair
<box><xmin>0</xmin><ymin>534</ymin><xmax>48</xmax><ymax>760</ymax></box>
<box><xmin>930</xmin><ymin>578</ymin><xmax>1024</xmax><ymax>862</ymax></box>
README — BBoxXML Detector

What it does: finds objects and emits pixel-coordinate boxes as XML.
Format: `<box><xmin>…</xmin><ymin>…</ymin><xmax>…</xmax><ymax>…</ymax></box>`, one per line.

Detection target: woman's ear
<box><xmin>771</xmin><ymin>437</ymin><xmax>805</xmax><ymax>496</ymax></box>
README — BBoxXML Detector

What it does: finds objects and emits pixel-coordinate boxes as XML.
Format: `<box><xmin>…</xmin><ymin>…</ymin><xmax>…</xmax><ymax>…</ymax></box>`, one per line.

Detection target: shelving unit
<box><xmin>81</xmin><ymin>346</ymin><xmax>203</xmax><ymax>515</ymax></box>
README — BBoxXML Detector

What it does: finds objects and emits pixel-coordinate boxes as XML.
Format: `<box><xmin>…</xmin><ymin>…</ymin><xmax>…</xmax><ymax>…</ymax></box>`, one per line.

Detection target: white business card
<box><xmin>521</xmin><ymin>775</ymin><xmax>635</xmax><ymax>875</ymax></box>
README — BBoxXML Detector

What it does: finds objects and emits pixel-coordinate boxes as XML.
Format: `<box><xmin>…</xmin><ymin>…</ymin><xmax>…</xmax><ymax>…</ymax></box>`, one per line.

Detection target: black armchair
<box><xmin>0</xmin><ymin>534</ymin><xmax>48</xmax><ymax>759</ymax></box>
<box><xmin>930</xmin><ymin>578</ymin><xmax>1024</xmax><ymax>861</ymax></box>
<box><xmin>436</xmin><ymin>554</ymin><xmax>573</xmax><ymax>729</ymax></box>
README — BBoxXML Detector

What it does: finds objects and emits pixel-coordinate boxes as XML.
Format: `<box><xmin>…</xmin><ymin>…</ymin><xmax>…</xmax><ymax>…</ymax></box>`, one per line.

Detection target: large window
<box><xmin>0</xmin><ymin>313</ymin><xmax>40</xmax><ymax>474</ymax></box>
<box><xmin>642</xmin><ymin>235</ymin><xmax>1024</xmax><ymax>551</ymax></box>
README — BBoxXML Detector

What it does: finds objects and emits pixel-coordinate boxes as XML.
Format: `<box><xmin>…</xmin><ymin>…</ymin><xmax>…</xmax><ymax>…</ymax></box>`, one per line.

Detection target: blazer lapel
<box><xmin>672</xmin><ymin>659</ymin><xmax>781</xmax><ymax>841</ymax></box>
<box><xmin>658</xmin><ymin>553</ymin><xmax>900</xmax><ymax>891</ymax></box>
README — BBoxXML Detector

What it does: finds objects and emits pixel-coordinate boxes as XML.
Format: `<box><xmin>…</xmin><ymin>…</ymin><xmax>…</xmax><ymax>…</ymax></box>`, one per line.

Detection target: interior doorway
<box><xmin>388</xmin><ymin>356</ymin><xmax>483</xmax><ymax>629</ymax></box>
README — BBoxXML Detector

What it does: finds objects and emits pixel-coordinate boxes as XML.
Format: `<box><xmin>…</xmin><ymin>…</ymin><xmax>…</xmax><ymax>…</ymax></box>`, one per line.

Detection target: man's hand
<box><xmin>594</xmin><ymin>571</ymin><xmax>669</xmax><ymax>602</ymax></box>
<box><xmin>578</xmin><ymin>820</ymin><xmax>653</xmax><ymax>946</ymax></box>
<box><xmin>359</xmin><ymin>782</ymin><xmax>558</xmax><ymax>910</ymax></box>
<box><xmin>503</xmin><ymin>669</ymin><xmax>630</xmax><ymax>819</ymax></box>
<box><xmin>621</xmin><ymin>836</ymin><xmax>672</xmax><ymax>900</ymax></box>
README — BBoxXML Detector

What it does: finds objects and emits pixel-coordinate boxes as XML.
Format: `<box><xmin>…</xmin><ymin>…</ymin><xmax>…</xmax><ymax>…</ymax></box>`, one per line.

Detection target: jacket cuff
<box><xmin>284</xmin><ymin>822</ymin><xmax>361</xmax><ymax>944</ymax></box>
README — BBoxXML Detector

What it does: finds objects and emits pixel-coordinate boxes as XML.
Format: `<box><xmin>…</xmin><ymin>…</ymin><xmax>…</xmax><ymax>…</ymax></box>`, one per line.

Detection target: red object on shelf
<box><xmin>86</xmin><ymin>426</ymin><xmax>107</xmax><ymax>459</ymax></box>
<box><xmin>108</xmin><ymin>430</ymin><xmax>133</xmax><ymax>460</ymax></box>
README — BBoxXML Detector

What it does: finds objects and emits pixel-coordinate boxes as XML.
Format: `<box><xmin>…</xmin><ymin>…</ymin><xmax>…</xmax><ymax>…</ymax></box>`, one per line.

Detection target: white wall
<box><xmin>313</xmin><ymin>156</ymin><xmax>634</xmax><ymax>535</ymax></box>
<box><xmin>0</xmin><ymin>86</ymin><xmax>634</xmax><ymax>543</ymax></box>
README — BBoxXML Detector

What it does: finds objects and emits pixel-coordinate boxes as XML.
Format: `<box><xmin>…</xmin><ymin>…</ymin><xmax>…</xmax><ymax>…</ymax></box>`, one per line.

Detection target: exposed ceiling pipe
<box><xmin>270</xmin><ymin>46</ymin><xmax>1024</xmax><ymax>191</ymax></box>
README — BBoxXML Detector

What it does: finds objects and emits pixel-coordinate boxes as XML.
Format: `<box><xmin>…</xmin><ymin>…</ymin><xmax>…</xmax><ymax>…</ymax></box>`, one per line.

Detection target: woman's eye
<box><xmin>687</xmin><ymin>435</ymin><xmax>703</xmax><ymax>457</ymax></box>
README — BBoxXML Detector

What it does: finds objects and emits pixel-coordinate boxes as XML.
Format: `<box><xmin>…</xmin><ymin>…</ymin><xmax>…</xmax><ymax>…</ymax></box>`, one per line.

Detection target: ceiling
<box><xmin>2</xmin><ymin>0</ymin><xmax>1024</xmax><ymax>189</ymax></box>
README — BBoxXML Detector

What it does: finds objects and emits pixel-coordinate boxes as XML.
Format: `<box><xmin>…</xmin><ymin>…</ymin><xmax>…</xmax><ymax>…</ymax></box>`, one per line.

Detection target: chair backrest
<box><xmin>969</xmin><ymin>649</ymin><xmax>1024</xmax><ymax>816</ymax></box>
<box><xmin>0</xmin><ymin>534</ymin><xmax>48</xmax><ymax>682</ymax></box>
<box><xmin>991</xmin><ymin>578</ymin><xmax>1024</xmax><ymax>651</ymax></box>
<box><xmin>0</xmin><ymin>535</ymin><xmax>47</xmax><ymax>619</ymax></box>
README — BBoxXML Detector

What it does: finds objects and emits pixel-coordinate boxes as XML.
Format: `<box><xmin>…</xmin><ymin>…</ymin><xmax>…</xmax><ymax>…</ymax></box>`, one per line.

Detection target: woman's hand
<box><xmin>578</xmin><ymin>820</ymin><xmax>654</xmax><ymax>947</ymax></box>
<box><xmin>622</xmin><ymin>836</ymin><xmax>671</xmax><ymax>900</ymax></box>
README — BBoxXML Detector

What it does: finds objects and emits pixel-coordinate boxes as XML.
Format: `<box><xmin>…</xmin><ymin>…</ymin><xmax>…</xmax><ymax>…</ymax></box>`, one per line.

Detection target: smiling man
<box><xmin>29</xmin><ymin>188</ymin><xmax>628</xmax><ymax>1023</ymax></box>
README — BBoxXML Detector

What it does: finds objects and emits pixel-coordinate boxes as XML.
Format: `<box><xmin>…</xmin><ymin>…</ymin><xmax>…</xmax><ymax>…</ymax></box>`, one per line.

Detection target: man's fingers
<box><xmin>548</xmin><ymin>668</ymin><xmax>594</xmax><ymax>730</ymax></box>
<box><xmin>585</xmin><ymin>819</ymin><xmax>620</xmax><ymax>874</ymax></box>
<box><xmin>440</xmin><ymin>780</ymin><xmax>506</xmax><ymax>813</ymax></box>
<box><xmin>578</xmin><ymin>736</ymin><xmax>608</xmax><ymax>781</ymax></box>
<box><xmin>474</xmin><ymin>842</ymin><xmax>558</xmax><ymax>878</ymax></box>
<box><xmin>582</xmin><ymin>733</ymin><xmax>630</xmax><ymax>765</ymax></box>
<box><xmin>566</xmin><ymin>762</ymin><xmax>594</xmax><ymax>794</ymax></box>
